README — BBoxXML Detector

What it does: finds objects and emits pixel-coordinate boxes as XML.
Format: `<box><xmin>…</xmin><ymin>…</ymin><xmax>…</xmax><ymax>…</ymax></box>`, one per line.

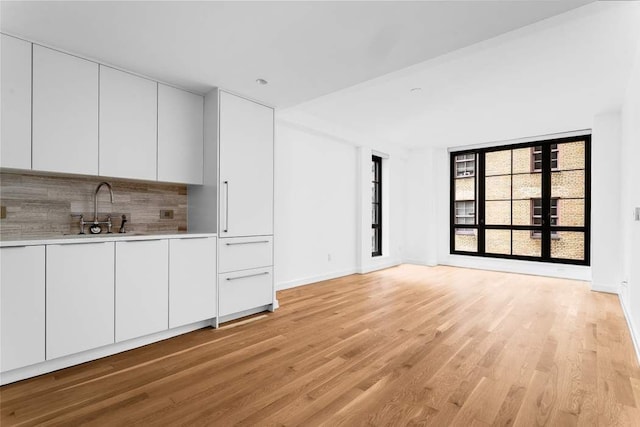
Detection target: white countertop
<box><xmin>0</xmin><ymin>232</ymin><xmax>217</xmax><ymax>247</ymax></box>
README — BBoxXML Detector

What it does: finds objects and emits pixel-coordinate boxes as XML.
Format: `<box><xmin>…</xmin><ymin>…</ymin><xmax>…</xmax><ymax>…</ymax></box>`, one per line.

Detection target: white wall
<box><xmin>591</xmin><ymin>112</ymin><xmax>623</xmax><ymax>292</ymax></box>
<box><xmin>274</xmin><ymin>123</ymin><xmax>358</xmax><ymax>290</ymax></box>
<box><xmin>404</xmin><ymin>148</ymin><xmax>438</xmax><ymax>266</ymax></box>
<box><xmin>620</xmin><ymin>42</ymin><xmax>640</xmax><ymax>359</ymax></box>
<box><xmin>274</xmin><ymin>121</ymin><xmax>407</xmax><ymax>290</ymax></box>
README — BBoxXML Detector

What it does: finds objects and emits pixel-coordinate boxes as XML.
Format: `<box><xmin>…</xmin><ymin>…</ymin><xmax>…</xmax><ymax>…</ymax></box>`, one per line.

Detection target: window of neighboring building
<box><xmin>531</xmin><ymin>198</ymin><xmax>559</xmax><ymax>238</ymax></box>
<box><xmin>455</xmin><ymin>201</ymin><xmax>475</xmax><ymax>235</ymax></box>
<box><xmin>455</xmin><ymin>153</ymin><xmax>475</xmax><ymax>177</ymax></box>
<box><xmin>371</xmin><ymin>155</ymin><xmax>382</xmax><ymax>257</ymax></box>
<box><xmin>532</xmin><ymin>144</ymin><xmax>558</xmax><ymax>171</ymax></box>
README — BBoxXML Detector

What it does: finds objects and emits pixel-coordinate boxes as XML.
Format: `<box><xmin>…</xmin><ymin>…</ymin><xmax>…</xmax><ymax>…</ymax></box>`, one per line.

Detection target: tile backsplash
<box><xmin>0</xmin><ymin>171</ymin><xmax>187</xmax><ymax>239</ymax></box>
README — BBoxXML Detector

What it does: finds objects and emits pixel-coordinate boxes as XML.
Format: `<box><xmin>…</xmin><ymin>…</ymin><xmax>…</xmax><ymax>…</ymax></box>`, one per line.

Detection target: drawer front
<box><xmin>219</xmin><ymin>267</ymin><xmax>273</xmax><ymax>317</ymax></box>
<box><xmin>218</xmin><ymin>236</ymin><xmax>272</xmax><ymax>273</ymax></box>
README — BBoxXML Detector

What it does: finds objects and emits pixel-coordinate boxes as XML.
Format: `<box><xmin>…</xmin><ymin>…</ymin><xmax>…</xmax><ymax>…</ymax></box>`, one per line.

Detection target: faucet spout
<box><xmin>94</xmin><ymin>182</ymin><xmax>114</xmax><ymax>223</ymax></box>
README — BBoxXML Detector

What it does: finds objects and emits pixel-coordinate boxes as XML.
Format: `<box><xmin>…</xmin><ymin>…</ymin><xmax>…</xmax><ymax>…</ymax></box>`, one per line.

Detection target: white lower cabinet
<box><xmin>169</xmin><ymin>237</ymin><xmax>217</xmax><ymax>328</ymax></box>
<box><xmin>219</xmin><ymin>267</ymin><xmax>273</xmax><ymax>317</ymax></box>
<box><xmin>218</xmin><ymin>236</ymin><xmax>273</xmax><ymax>273</ymax></box>
<box><xmin>46</xmin><ymin>242</ymin><xmax>115</xmax><ymax>360</ymax></box>
<box><xmin>115</xmin><ymin>240</ymin><xmax>169</xmax><ymax>342</ymax></box>
<box><xmin>0</xmin><ymin>246</ymin><xmax>45</xmax><ymax>372</ymax></box>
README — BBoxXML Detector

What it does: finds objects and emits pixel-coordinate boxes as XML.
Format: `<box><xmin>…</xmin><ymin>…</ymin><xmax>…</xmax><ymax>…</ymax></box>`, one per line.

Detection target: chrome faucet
<box><xmin>91</xmin><ymin>182</ymin><xmax>114</xmax><ymax>234</ymax></box>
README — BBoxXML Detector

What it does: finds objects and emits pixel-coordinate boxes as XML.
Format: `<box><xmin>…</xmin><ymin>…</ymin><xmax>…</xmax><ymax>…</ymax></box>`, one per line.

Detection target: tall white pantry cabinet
<box><xmin>189</xmin><ymin>89</ymin><xmax>275</xmax><ymax>322</ymax></box>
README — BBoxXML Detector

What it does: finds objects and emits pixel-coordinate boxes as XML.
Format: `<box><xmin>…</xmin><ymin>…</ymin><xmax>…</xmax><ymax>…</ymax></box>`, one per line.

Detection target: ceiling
<box><xmin>279</xmin><ymin>1</ymin><xmax>640</xmax><ymax>149</ymax></box>
<box><xmin>1</xmin><ymin>0</ymin><xmax>594</xmax><ymax>108</ymax></box>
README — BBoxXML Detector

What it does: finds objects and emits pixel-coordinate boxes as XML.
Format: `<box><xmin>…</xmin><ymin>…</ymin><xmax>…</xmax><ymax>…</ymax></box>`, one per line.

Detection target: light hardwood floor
<box><xmin>1</xmin><ymin>265</ymin><xmax>639</xmax><ymax>426</ymax></box>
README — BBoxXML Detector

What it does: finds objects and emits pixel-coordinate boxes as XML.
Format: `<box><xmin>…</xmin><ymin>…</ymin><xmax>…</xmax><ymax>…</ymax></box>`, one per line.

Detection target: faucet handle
<box><xmin>71</xmin><ymin>214</ymin><xmax>86</xmax><ymax>235</ymax></box>
<box><xmin>119</xmin><ymin>214</ymin><xmax>128</xmax><ymax>233</ymax></box>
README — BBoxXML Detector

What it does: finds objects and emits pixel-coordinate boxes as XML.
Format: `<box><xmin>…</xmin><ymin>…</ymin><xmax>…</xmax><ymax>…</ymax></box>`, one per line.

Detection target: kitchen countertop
<box><xmin>0</xmin><ymin>232</ymin><xmax>217</xmax><ymax>247</ymax></box>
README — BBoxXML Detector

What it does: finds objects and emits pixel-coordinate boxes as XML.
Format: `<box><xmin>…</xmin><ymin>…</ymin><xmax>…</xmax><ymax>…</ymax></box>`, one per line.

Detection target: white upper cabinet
<box><xmin>115</xmin><ymin>240</ymin><xmax>168</xmax><ymax>342</ymax></box>
<box><xmin>0</xmin><ymin>34</ymin><xmax>32</xmax><ymax>169</ymax></box>
<box><xmin>158</xmin><ymin>84</ymin><xmax>203</xmax><ymax>184</ymax></box>
<box><xmin>99</xmin><ymin>66</ymin><xmax>157</xmax><ymax>180</ymax></box>
<box><xmin>219</xmin><ymin>92</ymin><xmax>274</xmax><ymax>237</ymax></box>
<box><xmin>0</xmin><ymin>246</ymin><xmax>45</xmax><ymax>372</ymax></box>
<box><xmin>32</xmin><ymin>45</ymin><xmax>99</xmax><ymax>175</ymax></box>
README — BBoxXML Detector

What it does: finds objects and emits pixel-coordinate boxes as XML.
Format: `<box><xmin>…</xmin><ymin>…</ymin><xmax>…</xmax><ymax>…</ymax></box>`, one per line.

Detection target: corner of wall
<box><xmin>620</xmin><ymin>289</ymin><xmax>640</xmax><ymax>365</ymax></box>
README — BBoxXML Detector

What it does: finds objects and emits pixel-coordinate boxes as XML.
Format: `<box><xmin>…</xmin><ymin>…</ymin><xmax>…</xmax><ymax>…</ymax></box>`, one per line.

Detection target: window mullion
<box><xmin>541</xmin><ymin>144</ymin><xmax>552</xmax><ymax>260</ymax></box>
<box><xmin>477</xmin><ymin>151</ymin><xmax>486</xmax><ymax>255</ymax></box>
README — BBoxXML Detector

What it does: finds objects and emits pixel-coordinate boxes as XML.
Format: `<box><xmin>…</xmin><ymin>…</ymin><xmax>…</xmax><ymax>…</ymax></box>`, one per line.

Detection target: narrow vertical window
<box><xmin>371</xmin><ymin>155</ymin><xmax>382</xmax><ymax>257</ymax></box>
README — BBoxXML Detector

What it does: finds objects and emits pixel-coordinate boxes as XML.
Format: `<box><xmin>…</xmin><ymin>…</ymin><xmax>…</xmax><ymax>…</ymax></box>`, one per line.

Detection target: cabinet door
<box><xmin>0</xmin><ymin>246</ymin><xmax>45</xmax><ymax>372</ymax></box>
<box><xmin>46</xmin><ymin>242</ymin><xmax>114</xmax><ymax>359</ymax></box>
<box><xmin>157</xmin><ymin>84</ymin><xmax>203</xmax><ymax>184</ymax></box>
<box><xmin>219</xmin><ymin>92</ymin><xmax>273</xmax><ymax>237</ymax></box>
<box><xmin>169</xmin><ymin>237</ymin><xmax>216</xmax><ymax>328</ymax></box>
<box><xmin>115</xmin><ymin>240</ymin><xmax>168</xmax><ymax>342</ymax></box>
<box><xmin>99</xmin><ymin>66</ymin><xmax>157</xmax><ymax>180</ymax></box>
<box><xmin>219</xmin><ymin>267</ymin><xmax>273</xmax><ymax>317</ymax></box>
<box><xmin>32</xmin><ymin>45</ymin><xmax>99</xmax><ymax>175</ymax></box>
<box><xmin>218</xmin><ymin>236</ymin><xmax>273</xmax><ymax>273</ymax></box>
<box><xmin>0</xmin><ymin>35</ymin><xmax>32</xmax><ymax>169</ymax></box>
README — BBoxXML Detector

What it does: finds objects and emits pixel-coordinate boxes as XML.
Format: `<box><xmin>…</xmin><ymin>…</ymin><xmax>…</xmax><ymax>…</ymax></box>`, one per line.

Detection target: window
<box><xmin>450</xmin><ymin>135</ymin><xmax>590</xmax><ymax>265</ymax></box>
<box><xmin>531</xmin><ymin>198</ymin><xmax>558</xmax><ymax>238</ymax></box>
<box><xmin>455</xmin><ymin>201</ymin><xmax>476</xmax><ymax>235</ymax></box>
<box><xmin>532</xmin><ymin>144</ymin><xmax>558</xmax><ymax>171</ymax></box>
<box><xmin>371</xmin><ymin>155</ymin><xmax>382</xmax><ymax>257</ymax></box>
<box><xmin>455</xmin><ymin>153</ymin><xmax>475</xmax><ymax>177</ymax></box>
<box><xmin>455</xmin><ymin>201</ymin><xmax>475</xmax><ymax>224</ymax></box>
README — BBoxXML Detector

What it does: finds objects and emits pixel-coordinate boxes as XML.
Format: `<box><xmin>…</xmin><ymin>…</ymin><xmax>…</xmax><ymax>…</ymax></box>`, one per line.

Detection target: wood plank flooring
<box><xmin>1</xmin><ymin>264</ymin><xmax>639</xmax><ymax>426</ymax></box>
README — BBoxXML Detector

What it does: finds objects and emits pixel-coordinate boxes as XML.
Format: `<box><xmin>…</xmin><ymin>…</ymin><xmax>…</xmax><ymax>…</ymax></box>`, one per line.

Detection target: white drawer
<box><xmin>219</xmin><ymin>267</ymin><xmax>273</xmax><ymax>317</ymax></box>
<box><xmin>218</xmin><ymin>236</ymin><xmax>272</xmax><ymax>273</ymax></box>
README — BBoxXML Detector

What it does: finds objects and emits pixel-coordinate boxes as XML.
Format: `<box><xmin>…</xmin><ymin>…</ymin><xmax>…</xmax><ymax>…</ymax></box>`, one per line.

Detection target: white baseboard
<box><xmin>357</xmin><ymin>258</ymin><xmax>402</xmax><ymax>274</ymax></box>
<box><xmin>0</xmin><ymin>319</ymin><xmax>214</xmax><ymax>386</ymax></box>
<box><xmin>441</xmin><ymin>254</ymin><xmax>591</xmax><ymax>281</ymax></box>
<box><xmin>276</xmin><ymin>268</ymin><xmax>358</xmax><ymax>291</ymax></box>
<box><xmin>620</xmin><ymin>291</ymin><xmax>640</xmax><ymax>365</ymax></box>
<box><xmin>591</xmin><ymin>283</ymin><xmax>620</xmax><ymax>294</ymax></box>
<box><xmin>403</xmin><ymin>259</ymin><xmax>438</xmax><ymax>267</ymax></box>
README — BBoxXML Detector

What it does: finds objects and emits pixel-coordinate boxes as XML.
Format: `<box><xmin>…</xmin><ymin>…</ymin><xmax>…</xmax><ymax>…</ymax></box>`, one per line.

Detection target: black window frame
<box><xmin>372</xmin><ymin>155</ymin><xmax>382</xmax><ymax>257</ymax></box>
<box><xmin>450</xmin><ymin>135</ymin><xmax>591</xmax><ymax>266</ymax></box>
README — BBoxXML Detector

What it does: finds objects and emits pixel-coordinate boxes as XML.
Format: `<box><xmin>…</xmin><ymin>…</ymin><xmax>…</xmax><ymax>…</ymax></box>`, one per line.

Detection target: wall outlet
<box><xmin>0</xmin><ymin>205</ymin><xmax>5</xmax><ymax>219</ymax></box>
<box><xmin>635</xmin><ymin>207</ymin><xmax>640</xmax><ymax>221</ymax></box>
<box><xmin>160</xmin><ymin>209</ymin><xmax>174</xmax><ymax>219</ymax></box>
<box><xmin>328</xmin><ymin>253</ymin><xmax>332</xmax><ymax>262</ymax></box>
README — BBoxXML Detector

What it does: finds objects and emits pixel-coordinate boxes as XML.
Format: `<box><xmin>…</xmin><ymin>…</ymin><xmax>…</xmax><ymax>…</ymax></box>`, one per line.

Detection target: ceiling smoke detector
<box><xmin>256</xmin><ymin>78</ymin><xmax>269</xmax><ymax>85</ymax></box>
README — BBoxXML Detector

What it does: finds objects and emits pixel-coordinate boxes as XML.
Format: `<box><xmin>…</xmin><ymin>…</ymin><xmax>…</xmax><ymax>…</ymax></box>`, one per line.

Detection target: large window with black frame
<box><xmin>372</xmin><ymin>155</ymin><xmax>382</xmax><ymax>257</ymax></box>
<box><xmin>450</xmin><ymin>135</ymin><xmax>590</xmax><ymax>265</ymax></box>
